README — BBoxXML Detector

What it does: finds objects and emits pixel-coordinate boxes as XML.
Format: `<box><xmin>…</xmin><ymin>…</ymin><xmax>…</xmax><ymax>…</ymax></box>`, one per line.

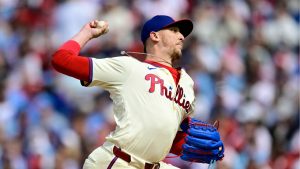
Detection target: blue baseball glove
<box><xmin>180</xmin><ymin>117</ymin><xmax>224</xmax><ymax>163</ymax></box>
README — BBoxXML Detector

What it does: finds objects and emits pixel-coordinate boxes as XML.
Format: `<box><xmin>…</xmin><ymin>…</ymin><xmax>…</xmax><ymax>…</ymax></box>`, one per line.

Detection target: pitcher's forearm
<box><xmin>71</xmin><ymin>20</ymin><xmax>109</xmax><ymax>48</ymax></box>
<box><xmin>71</xmin><ymin>29</ymin><xmax>93</xmax><ymax>48</ymax></box>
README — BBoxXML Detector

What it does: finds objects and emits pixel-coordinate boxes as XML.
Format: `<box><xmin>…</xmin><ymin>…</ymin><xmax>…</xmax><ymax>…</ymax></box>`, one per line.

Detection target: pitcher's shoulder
<box><xmin>112</xmin><ymin>56</ymin><xmax>144</xmax><ymax>64</ymax></box>
<box><xmin>180</xmin><ymin>69</ymin><xmax>194</xmax><ymax>85</ymax></box>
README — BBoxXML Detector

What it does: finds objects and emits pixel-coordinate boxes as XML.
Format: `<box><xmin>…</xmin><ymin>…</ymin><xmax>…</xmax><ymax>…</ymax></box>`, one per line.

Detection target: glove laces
<box><xmin>208</xmin><ymin>160</ymin><xmax>217</xmax><ymax>169</ymax></box>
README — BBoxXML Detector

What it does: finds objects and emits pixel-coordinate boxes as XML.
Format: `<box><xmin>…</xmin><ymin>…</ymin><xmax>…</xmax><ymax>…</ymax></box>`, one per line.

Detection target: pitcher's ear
<box><xmin>149</xmin><ymin>31</ymin><xmax>159</xmax><ymax>42</ymax></box>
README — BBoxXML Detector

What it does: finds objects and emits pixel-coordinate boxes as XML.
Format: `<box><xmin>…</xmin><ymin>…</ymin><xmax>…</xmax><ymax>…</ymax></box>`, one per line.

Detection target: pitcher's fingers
<box><xmin>89</xmin><ymin>20</ymin><xmax>97</xmax><ymax>28</ymax></box>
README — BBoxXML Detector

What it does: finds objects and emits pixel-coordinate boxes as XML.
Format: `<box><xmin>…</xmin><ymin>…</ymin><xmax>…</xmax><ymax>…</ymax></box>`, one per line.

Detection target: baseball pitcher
<box><xmin>51</xmin><ymin>15</ymin><xmax>224</xmax><ymax>169</ymax></box>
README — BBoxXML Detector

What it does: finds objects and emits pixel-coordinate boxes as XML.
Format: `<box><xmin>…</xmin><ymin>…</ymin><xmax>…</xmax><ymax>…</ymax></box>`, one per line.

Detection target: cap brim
<box><xmin>162</xmin><ymin>19</ymin><xmax>193</xmax><ymax>38</ymax></box>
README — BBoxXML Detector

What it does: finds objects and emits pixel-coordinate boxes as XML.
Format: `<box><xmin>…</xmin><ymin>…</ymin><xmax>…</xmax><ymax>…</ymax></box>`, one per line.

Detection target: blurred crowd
<box><xmin>0</xmin><ymin>0</ymin><xmax>299</xmax><ymax>169</ymax></box>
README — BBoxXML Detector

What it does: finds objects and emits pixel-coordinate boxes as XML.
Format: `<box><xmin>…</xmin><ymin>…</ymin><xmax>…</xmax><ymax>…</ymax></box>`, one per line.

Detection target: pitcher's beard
<box><xmin>171</xmin><ymin>49</ymin><xmax>182</xmax><ymax>62</ymax></box>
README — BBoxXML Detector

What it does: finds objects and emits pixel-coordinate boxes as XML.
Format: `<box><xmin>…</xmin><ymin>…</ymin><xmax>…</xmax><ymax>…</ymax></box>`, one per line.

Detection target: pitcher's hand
<box><xmin>71</xmin><ymin>20</ymin><xmax>109</xmax><ymax>48</ymax></box>
<box><xmin>88</xmin><ymin>20</ymin><xmax>109</xmax><ymax>39</ymax></box>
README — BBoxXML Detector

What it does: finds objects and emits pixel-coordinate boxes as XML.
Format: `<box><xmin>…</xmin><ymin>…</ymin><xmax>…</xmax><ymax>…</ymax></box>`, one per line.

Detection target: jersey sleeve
<box><xmin>81</xmin><ymin>56</ymin><xmax>134</xmax><ymax>90</ymax></box>
<box><xmin>51</xmin><ymin>40</ymin><xmax>90</xmax><ymax>82</ymax></box>
<box><xmin>183</xmin><ymin>72</ymin><xmax>195</xmax><ymax>118</ymax></box>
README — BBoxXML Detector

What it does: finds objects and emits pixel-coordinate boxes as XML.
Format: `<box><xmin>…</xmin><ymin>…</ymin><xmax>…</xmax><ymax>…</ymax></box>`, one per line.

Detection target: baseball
<box><xmin>96</xmin><ymin>20</ymin><xmax>106</xmax><ymax>28</ymax></box>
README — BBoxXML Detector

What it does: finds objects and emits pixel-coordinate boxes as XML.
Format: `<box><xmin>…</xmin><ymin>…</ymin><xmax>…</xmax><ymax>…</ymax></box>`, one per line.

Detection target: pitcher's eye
<box><xmin>169</xmin><ymin>27</ymin><xmax>179</xmax><ymax>32</ymax></box>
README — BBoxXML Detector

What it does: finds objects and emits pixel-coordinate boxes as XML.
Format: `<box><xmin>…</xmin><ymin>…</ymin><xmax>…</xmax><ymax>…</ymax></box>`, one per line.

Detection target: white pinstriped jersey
<box><xmin>84</xmin><ymin>56</ymin><xmax>195</xmax><ymax>162</ymax></box>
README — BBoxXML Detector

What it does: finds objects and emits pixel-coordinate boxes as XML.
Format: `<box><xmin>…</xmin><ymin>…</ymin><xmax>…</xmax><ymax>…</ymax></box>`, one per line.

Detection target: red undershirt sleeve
<box><xmin>169</xmin><ymin>116</ymin><xmax>191</xmax><ymax>155</ymax></box>
<box><xmin>169</xmin><ymin>131</ymin><xmax>187</xmax><ymax>155</ymax></box>
<box><xmin>51</xmin><ymin>40</ymin><xmax>92</xmax><ymax>82</ymax></box>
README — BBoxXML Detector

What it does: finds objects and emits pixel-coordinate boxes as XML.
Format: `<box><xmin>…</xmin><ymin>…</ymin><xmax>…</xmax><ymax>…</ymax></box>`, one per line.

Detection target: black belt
<box><xmin>113</xmin><ymin>146</ymin><xmax>160</xmax><ymax>169</ymax></box>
